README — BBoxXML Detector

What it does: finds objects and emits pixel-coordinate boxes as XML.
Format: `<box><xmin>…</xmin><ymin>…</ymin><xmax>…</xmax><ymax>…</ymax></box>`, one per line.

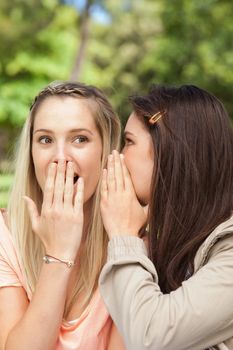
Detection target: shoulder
<box><xmin>0</xmin><ymin>209</ymin><xmax>14</xmax><ymax>256</ymax></box>
<box><xmin>0</xmin><ymin>209</ymin><xmax>8</xmax><ymax>228</ymax></box>
<box><xmin>195</xmin><ymin>215</ymin><xmax>233</xmax><ymax>270</ymax></box>
<box><xmin>0</xmin><ymin>209</ymin><xmax>10</xmax><ymax>239</ymax></box>
<box><xmin>0</xmin><ymin>209</ymin><xmax>27</xmax><ymax>292</ymax></box>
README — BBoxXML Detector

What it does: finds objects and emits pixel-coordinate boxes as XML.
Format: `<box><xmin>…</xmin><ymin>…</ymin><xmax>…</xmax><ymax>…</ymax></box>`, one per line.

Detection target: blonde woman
<box><xmin>0</xmin><ymin>82</ymin><xmax>125</xmax><ymax>349</ymax></box>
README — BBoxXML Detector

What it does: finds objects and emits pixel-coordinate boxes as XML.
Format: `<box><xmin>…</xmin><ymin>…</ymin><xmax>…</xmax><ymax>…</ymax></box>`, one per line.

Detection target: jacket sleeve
<box><xmin>99</xmin><ymin>235</ymin><xmax>233</xmax><ymax>350</ymax></box>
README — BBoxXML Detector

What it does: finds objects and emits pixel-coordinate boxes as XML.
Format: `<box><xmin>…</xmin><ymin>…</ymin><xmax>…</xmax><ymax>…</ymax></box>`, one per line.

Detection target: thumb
<box><xmin>23</xmin><ymin>196</ymin><xmax>39</xmax><ymax>230</ymax></box>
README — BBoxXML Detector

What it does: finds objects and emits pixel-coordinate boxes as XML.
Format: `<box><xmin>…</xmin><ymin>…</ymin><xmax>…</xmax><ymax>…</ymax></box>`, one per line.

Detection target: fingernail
<box><xmin>120</xmin><ymin>153</ymin><xmax>124</xmax><ymax>159</ymax></box>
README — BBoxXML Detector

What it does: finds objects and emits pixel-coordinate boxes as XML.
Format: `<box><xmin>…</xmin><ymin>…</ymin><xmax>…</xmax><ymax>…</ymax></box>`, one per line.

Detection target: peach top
<box><xmin>0</xmin><ymin>212</ymin><xmax>112</xmax><ymax>349</ymax></box>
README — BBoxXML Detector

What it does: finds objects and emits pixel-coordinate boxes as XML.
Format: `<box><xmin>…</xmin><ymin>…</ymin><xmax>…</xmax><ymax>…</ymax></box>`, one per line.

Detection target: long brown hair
<box><xmin>130</xmin><ymin>85</ymin><xmax>233</xmax><ymax>293</ymax></box>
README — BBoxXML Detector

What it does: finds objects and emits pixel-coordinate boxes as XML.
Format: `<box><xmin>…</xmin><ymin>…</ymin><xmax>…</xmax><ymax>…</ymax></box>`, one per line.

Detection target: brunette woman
<box><xmin>99</xmin><ymin>85</ymin><xmax>233</xmax><ymax>350</ymax></box>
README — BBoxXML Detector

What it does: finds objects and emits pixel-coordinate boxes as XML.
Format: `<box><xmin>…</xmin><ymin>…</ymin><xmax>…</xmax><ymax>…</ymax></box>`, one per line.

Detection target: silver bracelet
<box><xmin>43</xmin><ymin>254</ymin><xmax>76</xmax><ymax>268</ymax></box>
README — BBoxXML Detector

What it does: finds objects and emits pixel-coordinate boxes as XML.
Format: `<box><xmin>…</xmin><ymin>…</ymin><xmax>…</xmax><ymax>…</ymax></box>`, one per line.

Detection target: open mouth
<box><xmin>73</xmin><ymin>174</ymin><xmax>79</xmax><ymax>184</ymax></box>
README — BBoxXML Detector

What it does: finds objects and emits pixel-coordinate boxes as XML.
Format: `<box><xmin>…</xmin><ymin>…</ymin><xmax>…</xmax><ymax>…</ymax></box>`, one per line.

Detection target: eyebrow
<box><xmin>33</xmin><ymin>128</ymin><xmax>94</xmax><ymax>136</ymax></box>
<box><xmin>124</xmin><ymin>131</ymin><xmax>135</xmax><ymax>137</ymax></box>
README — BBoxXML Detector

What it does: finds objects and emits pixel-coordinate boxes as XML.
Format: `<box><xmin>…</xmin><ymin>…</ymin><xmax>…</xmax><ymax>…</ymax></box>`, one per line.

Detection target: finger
<box><xmin>64</xmin><ymin>161</ymin><xmax>74</xmax><ymax>208</ymax></box>
<box><xmin>43</xmin><ymin>162</ymin><xmax>57</xmax><ymax>210</ymax></box>
<box><xmin>53</xmin><ymin>160</ymin><xmax>66</xmax><ymax>207</ymax></box>
<box><xmin>120</xmin><ymin>154</ymin><xmax>134</xmax><ymax>191</ymax></box>
<box><xmin>74</xmin><ymin>177</ymin><xmax>84</xmax><ymax>212</ymax></box>
<box><xmin>101</xmin><ymin>169</ymin><xmax>108</xmax><ymax>200</ymax></box>
<box><xmin>23</xmin><ymin>196</ymin><xmax>39</xmax><ymax>231</ymax></box>
<box><xmin>107</xmin><ymin>154</ymin><xmax>115</xmax><ymax>192</ymax></box>
<box><xmin>113</xmin><ymin>150</ymin><xmax>124</xmax><ymax>190</ymax></box>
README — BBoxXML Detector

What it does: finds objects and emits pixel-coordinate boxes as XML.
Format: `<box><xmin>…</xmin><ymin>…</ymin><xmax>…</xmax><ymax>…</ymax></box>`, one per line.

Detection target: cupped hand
<box><xmin>101</xmin><ymin>150</ymin><xmax>148</xmax><ymax>239</ymax></box>
<box><xmin>24</xmin><ymin>160</ymin><xmax>84</xmax><ymax>261</ymax></box>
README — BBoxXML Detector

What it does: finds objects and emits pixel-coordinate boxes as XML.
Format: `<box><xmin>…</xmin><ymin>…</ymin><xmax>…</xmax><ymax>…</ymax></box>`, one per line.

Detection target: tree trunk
<box><xmin>70</xmin><ymin>1</ymin><xmax>92</xmax><ymax>81</ymax></box>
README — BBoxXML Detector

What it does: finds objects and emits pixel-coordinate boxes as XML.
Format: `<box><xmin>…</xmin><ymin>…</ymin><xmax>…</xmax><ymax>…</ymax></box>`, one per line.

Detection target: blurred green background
<box><xmin>0</xmin><ymin>0</ymin><xmax>233</xmax><ymax>207</ymax></box>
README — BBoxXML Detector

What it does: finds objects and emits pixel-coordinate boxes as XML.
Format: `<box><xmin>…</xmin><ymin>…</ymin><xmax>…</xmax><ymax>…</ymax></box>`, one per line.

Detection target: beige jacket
<box><xmin>99</xmin><ymin>216</ymin><xmax>233</xmax><ymax>350</ymax></box>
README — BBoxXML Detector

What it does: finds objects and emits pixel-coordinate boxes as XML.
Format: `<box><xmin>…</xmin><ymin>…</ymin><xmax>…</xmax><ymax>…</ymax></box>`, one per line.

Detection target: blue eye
<box><xmin>39</xmin><ymin>136</ymin><xmax>52</xmax><ymax>144</ymax></box>
<box><xmin>74</xmin><ymin>136</ymin><xmax>88</xmax><ymax>144</ymax></box>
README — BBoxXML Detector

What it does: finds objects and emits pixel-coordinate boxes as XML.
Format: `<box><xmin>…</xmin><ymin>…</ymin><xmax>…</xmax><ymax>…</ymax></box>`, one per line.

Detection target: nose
<box><xmin>52</xmin><ymin>142</ymin><xmax>73</xmax><ymax>163</ymax></box>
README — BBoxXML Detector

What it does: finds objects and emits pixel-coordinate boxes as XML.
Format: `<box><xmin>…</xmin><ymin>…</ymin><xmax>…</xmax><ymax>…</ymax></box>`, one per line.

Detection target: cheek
<box><xmin>124</xmin><ymin>149</ymin><xmax>142</xmax><ymax>178</ymax></box>
<box><xmin>124</xmin><ymin>149</ymin><xmax>154</xmax><ymax>203</ymax></box>
<box><xmin>82</xmin><ymin>147</ymin><xmax>102</xmax><ymax>196</ymax></box>
<box><xmin>32</xmin><ymin>144</ymin><xmax>44</xmax><ymax>170</ymax></box>
<box><xmin>90</xmin><ymin>152</ymin><xmax>102</xmax><ymax>180</ymax></box>
<box><xmin>87</xmin><ymin>158</ymin><xmax>101</xmax><ymax>180</ymax></box>
<box><xmin>140</xmin><ymin>159</ymin><xmax>154</xmax><ymax>202</ymax></box>
<box><xmin>31</xmin><ymin>148</ymin><xmax>49</xmax><ymax>189</ymax></box>
<box><xmin>31</xmin><ymin>149</ymin><xmax>40</xmax><ymax>177</ymax></box>
<box><xmin>79</xmin><ymin>145</ymin><xmax>102</xmax><ymax>171</ymax></box>
<box><xmin>124</xmin><ymin>156</ymin><xmax>141</xmax><ymax>190</ymax></box>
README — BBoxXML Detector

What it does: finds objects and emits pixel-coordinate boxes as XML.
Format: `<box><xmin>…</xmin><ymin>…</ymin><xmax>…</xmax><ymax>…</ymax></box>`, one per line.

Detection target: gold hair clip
<box><xmin>148</xmin><ymin>110</ymin><xmax>166</xmax><ymax>125</ymax></box>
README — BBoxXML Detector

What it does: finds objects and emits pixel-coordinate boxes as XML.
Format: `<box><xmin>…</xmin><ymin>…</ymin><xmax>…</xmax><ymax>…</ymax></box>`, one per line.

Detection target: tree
<box><xmin>0</xmin><ymin>0</ymin><xmax>78</xmax><ymax>158</ymax></box>
<box><xmin>69</xmin><ymin>0</ymin><xmax>93</xmax><ymax>80</ymax></box>
<box><xmin>0</xmin><ymin>0</ymin><xmax>232</xmax><ymax>161</ymax></box>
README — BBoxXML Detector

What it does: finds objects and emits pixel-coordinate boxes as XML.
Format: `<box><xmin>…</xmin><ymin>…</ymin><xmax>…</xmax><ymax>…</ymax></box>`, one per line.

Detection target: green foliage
<box><xmin>0</xmin><ymin>0</ymin><xmax>232</xmax><ymax>158</ymax></box>
<box><xmin>155</xmin><ymin>0</ymin><xmax>233</xmax><ymax>115</ymax></box>
<box><xmin>0</xmin><ymin>173</ymin><xmax>13</xmax><ymax>208</ymax></box>
<box><xmin>0</xmin><ymin>1</ymin><xmax>78</xmax><ymax>128</ymax></box>
<box><xmin>80</xmin><ymin>0</ymin><xmax>233</xmax><ymax>122</ymax></box>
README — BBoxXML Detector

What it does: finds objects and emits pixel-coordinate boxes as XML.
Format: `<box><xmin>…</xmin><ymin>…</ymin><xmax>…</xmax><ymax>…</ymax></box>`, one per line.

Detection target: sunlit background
<box><xmin>0</xmin><ymin>0</ymin><xmax>232</xmax><ymax>207</ymax></box>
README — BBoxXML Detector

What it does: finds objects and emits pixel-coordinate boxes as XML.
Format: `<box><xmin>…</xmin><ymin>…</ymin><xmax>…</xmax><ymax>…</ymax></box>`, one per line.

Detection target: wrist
<box><xmin>44</xmin><ymin>247</ymin><xmax>78</xmax><ymax>262</ymax></box>
<box><xmin>108</xmin><ymin>230</ymin><xmax>139</xmax><ymax>239</ymax></box>
<box><xmin>43</xmin><ymin>254</ymin><xmax>76</xmax><ymax>268</ymax></box>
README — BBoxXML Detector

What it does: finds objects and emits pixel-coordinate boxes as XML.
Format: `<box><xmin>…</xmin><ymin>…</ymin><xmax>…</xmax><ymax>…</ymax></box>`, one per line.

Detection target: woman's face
<box><xmin>32</xmin><ymin>96</ymin><xmax>102</xmax><ymax>204</ymax></box>
<box><xmin>122</xmin><ymin>112</ymin><xmax>154</xmax><ymax>205</ymax></box>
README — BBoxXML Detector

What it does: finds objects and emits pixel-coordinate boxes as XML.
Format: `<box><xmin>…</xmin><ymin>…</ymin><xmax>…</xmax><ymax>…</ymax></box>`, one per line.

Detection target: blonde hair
<box><xmin>8</xmin><ymin>81</ymin><xmax>121</xmax><ymax>317</ymax></box>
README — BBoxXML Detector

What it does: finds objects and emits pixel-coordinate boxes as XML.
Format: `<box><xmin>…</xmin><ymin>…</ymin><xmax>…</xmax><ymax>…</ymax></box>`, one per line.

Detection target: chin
<box><xmin>137</xmin><ymin>196</ymin><xmax>147</xmax><ymax>206</ymax></box>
